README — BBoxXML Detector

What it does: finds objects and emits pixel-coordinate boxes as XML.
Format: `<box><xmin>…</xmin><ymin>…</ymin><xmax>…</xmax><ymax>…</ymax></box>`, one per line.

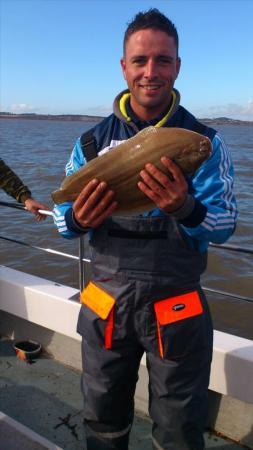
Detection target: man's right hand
<box><xmin>72</xmin><ymin>179</ymin><xmax>118</xmax><ymax>229</ymax></box>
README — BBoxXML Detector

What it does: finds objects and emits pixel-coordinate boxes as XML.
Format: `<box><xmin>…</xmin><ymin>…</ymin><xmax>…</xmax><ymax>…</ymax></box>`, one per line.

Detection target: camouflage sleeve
<box><xmin>0</xmin><ymin>158</ymin><xmax>32</xmax><ymax>203</ymax></box>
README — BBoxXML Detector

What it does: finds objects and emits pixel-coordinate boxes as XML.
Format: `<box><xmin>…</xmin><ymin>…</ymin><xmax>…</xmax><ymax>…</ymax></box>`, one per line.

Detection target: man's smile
<box><xmin>138</xmin><ymin>83</ymin><xmax>163</xmax><ymax>91</ymax></box>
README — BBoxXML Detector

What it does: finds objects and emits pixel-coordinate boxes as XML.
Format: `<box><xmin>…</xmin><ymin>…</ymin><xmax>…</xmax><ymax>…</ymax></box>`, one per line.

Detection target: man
<box><xmin>0</xmin><ymin>158</ymin><xmax>48</xmax><ymax>220</ymax></box>
<box><xmin>53</xmin><ymin>9</ymin><xmax>237</xmax><ymax>450</ymax></box>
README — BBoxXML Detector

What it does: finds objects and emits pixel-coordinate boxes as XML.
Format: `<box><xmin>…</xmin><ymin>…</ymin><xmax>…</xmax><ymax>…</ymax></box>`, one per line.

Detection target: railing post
<box><xmin>79</xmin><ymin>236</ymin><xmax>85</xmax><ymax>292</ymax></box>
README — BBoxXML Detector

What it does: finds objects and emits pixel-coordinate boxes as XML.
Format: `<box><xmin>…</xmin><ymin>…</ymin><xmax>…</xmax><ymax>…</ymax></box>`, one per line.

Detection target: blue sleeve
<box><xmin>53</xmin><ymin>138</ymin><xmax>89</xmax><ymax>239</ymax></box>
<box><xmin>181</xmin><ymin>133</ymin><xmax>238</xmax><ymax>246</ymax></box>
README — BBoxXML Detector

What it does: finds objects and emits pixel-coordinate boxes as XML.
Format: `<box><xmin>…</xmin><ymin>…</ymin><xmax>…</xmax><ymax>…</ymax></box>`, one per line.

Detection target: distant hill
<box><xmin>0</xmin><ymin>112</ymin><xmax>252</xmax><ymax>125</ymax></box>
<box><xmin>200</xmin><ymin>116</ymin><xmax>253</xmax><ymax>125</ymax></box>
<box><xmin>0</xmin><ymin>112</ymin><xmax>104</xmax><ymax>122</ymax></box>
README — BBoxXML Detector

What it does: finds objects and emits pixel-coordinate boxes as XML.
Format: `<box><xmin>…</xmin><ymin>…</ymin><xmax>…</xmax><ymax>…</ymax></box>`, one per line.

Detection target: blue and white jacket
<box><xmin>53</xmin><ymin>88</ymin><xmax>238</xmax><ymax>252</ymax></box>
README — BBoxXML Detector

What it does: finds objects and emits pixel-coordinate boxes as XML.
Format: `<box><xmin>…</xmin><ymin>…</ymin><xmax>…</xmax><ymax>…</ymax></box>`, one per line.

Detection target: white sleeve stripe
<box><xmin>203</xmin><ymin>136</ymin><xmax>238</xmax><ymax>230</ymax></box>
<box><xmin>214</xmin><ymin>224</ymin><xmax>235</xmax><ymax>230</ymax></box>
<box><xmin>201</xmin><ymin>222</ymin><xmax>235</xmax><ymax>232</ymax></box>
<box><xmin>58</xmin><ymin>226</ymin><xmax>68</xmax><ymax>232</ymax></box>
<box><xmin>220</xmin><ymin>145</ymin><xmax>232</xmax><ymax>203</ymax></box>
<box><xmin>206</xmin><ymin>211</ymin><xmax>236</xmax><ymax>220</ymax></box>
<box><xmin>52</xmin><ymin>208</ymin><xmax>63</xmax><ymax>218</ymax></box>
<box><xmin>203</xmin><ymin>217</ymin><xmax>235</xmax><ymax>227</ymax></box>
<box><xmin>202</xmin><ymin>216</ymin><xmax>235</xmax><ymax>230</ymax></box>
<box><xmin>217</xmin><ymin>135</ymin><xmax>237</xmax><ymax>215</ymax></box>
<box><xmin>216</xmin><ymin>211</ymin><xmax>237</xmax><ymax>218</ymax></box>
<box><xmin>55</xmin><ymin>220</ymin><xmax>66</xmax><ymax>227</ymax></box>
<box><xmin>215</xmin><ymin>219</ymin><xmax>236</xmax><ymax>224</ymax></box>
<box><xmin>206</xmin><ymin>211</ymin><xmax>236</xmax><ymax>223</ymax></box>
<box><xmin>54</xmin><ymin>215</ymin><xmax>65</xmax><ymax>221</ymax></box>
<box><xmin>204</xmin><ymin>217</ymin><xmax>216</xmax><ymax>226</ymax></box>
<box><xmin>66</xmin><ymin>151</ymin><xmax>75</xmax><ymax>174</ymax></box>
<box><xmin>53</xmin><ymin>213</ymin><xmax>65</xmax><ymax>221</ymax></box>
<box><xmin>201</xmin><ymin>222</ymin><xmax>213</xmax><ymax>231</ymax></box>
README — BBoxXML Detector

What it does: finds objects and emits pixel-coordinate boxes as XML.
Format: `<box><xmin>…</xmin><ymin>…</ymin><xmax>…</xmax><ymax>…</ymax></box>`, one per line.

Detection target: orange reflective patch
<box><xmin>80</xmin><ymin>281</ymin><xmax>115</xmax><ymax>320</ymax></box>
<box><xmin>156</xmin><ymin>319</ymin><xmax>164</xmax><ymax>359</ymax></box>
<box><xmin>154</xmin><ymin>291</ymin><xmax>203</xmax><ymax>325</ymax></box>
<box><xmin>105</xmin><ymin>308</ymin><xmax>114</xmax><ymax>349</ymax></box>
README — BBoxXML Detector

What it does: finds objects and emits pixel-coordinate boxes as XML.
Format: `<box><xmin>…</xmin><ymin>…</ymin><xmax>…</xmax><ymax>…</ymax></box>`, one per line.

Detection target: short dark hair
<box><xmin>123</xmin><ymin>8</ymin><xmax>179</xmax><ymax>55</ymax></box>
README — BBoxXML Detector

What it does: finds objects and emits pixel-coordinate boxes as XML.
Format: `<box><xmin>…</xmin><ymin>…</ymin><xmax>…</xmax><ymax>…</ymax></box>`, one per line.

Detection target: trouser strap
<box><xmin>84</xmin><ymin>420</ymin><xmax>131</xmax><ymax>450</ymax></box>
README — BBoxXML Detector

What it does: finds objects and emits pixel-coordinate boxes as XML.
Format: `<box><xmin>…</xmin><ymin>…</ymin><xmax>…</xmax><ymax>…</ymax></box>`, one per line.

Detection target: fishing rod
<box><xmin>0</xmin><ymin>235</ymin><xmax>91</xmax><ymax>263</ymax></box>
<box><xmin>203</xmin><ymin>286</ymin><xmax>253</xmax><ymax>304</ymax></box>
<box><xmin>0</xmin><ymin>200</ymin><xmax>53</xmax><ymax>216</ymax></box>
<box><xmin>210</xmin><ymin>242</ymin><xmax>253</xmax><ymax>255</ymax></box>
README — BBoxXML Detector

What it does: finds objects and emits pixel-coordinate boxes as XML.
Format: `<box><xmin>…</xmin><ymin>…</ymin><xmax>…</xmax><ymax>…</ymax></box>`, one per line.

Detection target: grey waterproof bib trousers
<box><xmin>77</xmin><ymin>215</ymin><xmax>213</xmax><ymax>450</ymax></box>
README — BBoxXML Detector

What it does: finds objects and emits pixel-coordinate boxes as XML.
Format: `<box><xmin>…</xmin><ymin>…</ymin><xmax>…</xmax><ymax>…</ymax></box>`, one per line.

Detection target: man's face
<box><xmin>121</xmin><ymin>29</ymin><xmax>181</xmax><ymax>120</ymax></box>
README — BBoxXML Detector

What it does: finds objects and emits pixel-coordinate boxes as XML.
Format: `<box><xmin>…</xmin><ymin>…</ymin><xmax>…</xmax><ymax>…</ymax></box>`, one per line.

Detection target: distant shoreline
<box><xmin>0</xmin><ymin>113</ymin><xmax>104</xmax><ymax>123</ymax></box>
<box><xmin>0</xmin><ymin>112</ymin><xmax>252</xmax><ymax>126</ymax></box>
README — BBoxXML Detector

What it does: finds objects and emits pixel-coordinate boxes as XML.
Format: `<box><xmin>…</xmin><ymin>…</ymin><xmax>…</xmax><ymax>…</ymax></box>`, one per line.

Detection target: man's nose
<box><xmin>144</xmin><ymin>60</ymin><xmax>158</xmax><ymax>78</ymax></box>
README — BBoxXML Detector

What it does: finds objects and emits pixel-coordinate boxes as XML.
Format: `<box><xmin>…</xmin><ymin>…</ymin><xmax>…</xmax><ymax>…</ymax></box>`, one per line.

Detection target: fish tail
<box><xmin>51</xmin><ymin>190</ymin><xmax>66</xmax><ymax>204</ymax></box>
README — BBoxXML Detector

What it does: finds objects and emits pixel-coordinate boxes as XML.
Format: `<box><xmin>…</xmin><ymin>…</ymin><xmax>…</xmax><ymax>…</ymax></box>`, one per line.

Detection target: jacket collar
<box><xmin>113</xmin><ymin>88</ymin><xmax>180</xmax><ymax>129</ymax></box>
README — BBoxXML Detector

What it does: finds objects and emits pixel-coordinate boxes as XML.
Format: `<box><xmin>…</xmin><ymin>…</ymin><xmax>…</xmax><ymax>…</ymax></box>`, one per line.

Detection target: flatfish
<box><xmin>52</xmin><ymin>126</ymin><xmax>212</xmax><ymax>214</ymax></box>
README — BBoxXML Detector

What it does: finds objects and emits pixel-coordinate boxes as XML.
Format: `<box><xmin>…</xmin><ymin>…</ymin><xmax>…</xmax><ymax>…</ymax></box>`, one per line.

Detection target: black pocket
<box><xmin>77</xmin><ymin>305</ymin><xmax>105</xmax><ymax>346</ymax></box>
<box><xmin>77</xmin><ymin>303</ymin><xmax>114</xmax><ymax>349</ymax></box>
<box><xmin>159</xmin><ymin>313</ymin><xmax>209</xmax><ymax>360</ymax></box>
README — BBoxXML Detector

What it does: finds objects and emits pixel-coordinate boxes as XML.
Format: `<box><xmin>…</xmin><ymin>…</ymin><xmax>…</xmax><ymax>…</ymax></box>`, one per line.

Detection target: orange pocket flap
<box><xmin>80</xmin><ymin>282</ymin><xmax>115</xmax><ymax>320</ymax></box>
<box><xmin>154</xmin><ymin>291</ymin><xmax>203</xmax><ymax>325</ymax></box>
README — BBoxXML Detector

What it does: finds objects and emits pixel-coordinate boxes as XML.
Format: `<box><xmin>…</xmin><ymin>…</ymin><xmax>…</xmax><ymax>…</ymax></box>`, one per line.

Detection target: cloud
<box><xmin>82</xmin><ymin>105</ymin><xmax>113</xmax><ymax>117</ymax></box>
<box><xmin>196</xmin><ymin>100</ymin><xmax>253</xmax><ymax>121</ymax></box>
<box><xmin>10</xmin><ymin>103</ymin><xmax>35</xmax><ymax>113</ymax></box>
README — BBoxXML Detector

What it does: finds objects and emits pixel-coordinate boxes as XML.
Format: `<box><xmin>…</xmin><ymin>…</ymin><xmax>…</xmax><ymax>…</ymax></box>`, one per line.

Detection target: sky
<box><xmin>1</xmin><ymin>0</ymin><xmax>253</xmax><ymax>120</ymax></box>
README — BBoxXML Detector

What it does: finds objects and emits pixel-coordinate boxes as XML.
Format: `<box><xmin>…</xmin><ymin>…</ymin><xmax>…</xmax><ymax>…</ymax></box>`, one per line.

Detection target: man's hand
<box><xmin>73</xmin><ymin>179</ymin><xmax>118</xmax><ymax>229</ymax></box>
<box><xmin>24</xmin><ymin>198</ymin><xmax>50</xmax><ymax>221</ymax></box>
<box><xmin>138</xmin><ymin>157</ymin><xmax>188</xmax><ymax>213</ymax></box>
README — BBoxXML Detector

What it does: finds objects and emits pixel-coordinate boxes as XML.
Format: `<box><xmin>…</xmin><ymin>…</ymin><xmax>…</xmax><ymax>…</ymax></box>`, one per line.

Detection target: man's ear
<box><xmin>176</xmin><ymin>57</ymin><xmax>181</xmax><ymax>78</ymax></box>
<box><xmin>120</xmin><ymin>57</ymin><xmax>127</xmax><ymax>80</ymax></box>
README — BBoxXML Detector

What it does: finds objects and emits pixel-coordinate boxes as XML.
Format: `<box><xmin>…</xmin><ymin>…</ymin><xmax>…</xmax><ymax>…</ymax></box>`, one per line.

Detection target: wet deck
<box><xmin>0</xmin><ymin>338</ymin><xmax>246</xmax><ymax>450</ymax></box>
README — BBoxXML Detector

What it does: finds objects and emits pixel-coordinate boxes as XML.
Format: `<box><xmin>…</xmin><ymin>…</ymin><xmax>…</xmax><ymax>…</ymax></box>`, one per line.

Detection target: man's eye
<box><xmin>133</xmin><ymin>59</ymin><xmax>146</xmax><ymax>65</ymax></box>
<box><xmin>158</xmin><ymin>58</ymin><xmax>172</xmax><ymax>64</ymax></box>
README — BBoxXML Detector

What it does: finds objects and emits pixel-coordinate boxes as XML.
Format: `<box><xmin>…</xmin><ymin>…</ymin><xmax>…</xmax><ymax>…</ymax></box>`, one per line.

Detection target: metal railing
<box><xmin>0</xmin><ymin>200</ymin><xmax>252</xmax><ymax>302</ymax></box>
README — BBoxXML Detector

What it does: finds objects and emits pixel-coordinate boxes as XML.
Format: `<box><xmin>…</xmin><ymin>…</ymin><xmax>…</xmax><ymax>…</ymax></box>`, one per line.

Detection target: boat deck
<box><xmin>0</xmin><ymin>338</ymin><xmax>247</xmax><ymax>450</ymax></box>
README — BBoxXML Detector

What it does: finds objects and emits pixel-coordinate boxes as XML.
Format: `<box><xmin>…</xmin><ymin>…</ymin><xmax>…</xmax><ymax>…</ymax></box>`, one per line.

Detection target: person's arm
<box><xmin>0</xmin><ymin>158</ymin><xmax>32</xmax><ymax>202</ymax></box>
<box><xmin>53</xmin><ymin>138</ymin><xmax>87</xmax><ymax>239</ymax></box>
<box><xmin>53</xmin><ymin>138</ymin><xmax>117</xmax><ymax>239</ymax></box>
<box><xmin>138</xmin><ymin>133</ymin><xmax>237</xmax><ymax>247</ymax></box>
<box><xmin>0</xmin><ymin>158</ymin><xmax>50</xmax><ymax>220</ymax></box>
<box><xmin>179</xmin><ymin>133</ymin><xmax>237</xmax><ymax>244</ymax></box>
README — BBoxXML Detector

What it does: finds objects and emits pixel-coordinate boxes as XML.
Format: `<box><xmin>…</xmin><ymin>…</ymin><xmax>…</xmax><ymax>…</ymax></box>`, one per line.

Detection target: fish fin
<box><xmin>51</xmin><ymin>189</ymin><xmax>77</xmax><ymax>204</ymax></box>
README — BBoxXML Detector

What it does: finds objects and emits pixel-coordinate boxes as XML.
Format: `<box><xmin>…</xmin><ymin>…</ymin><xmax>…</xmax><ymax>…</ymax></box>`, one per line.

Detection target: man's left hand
<box><xmin>138</xmin><ymin>157</ymin><xmax>188</xmax><ymax>213</ymax></box>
